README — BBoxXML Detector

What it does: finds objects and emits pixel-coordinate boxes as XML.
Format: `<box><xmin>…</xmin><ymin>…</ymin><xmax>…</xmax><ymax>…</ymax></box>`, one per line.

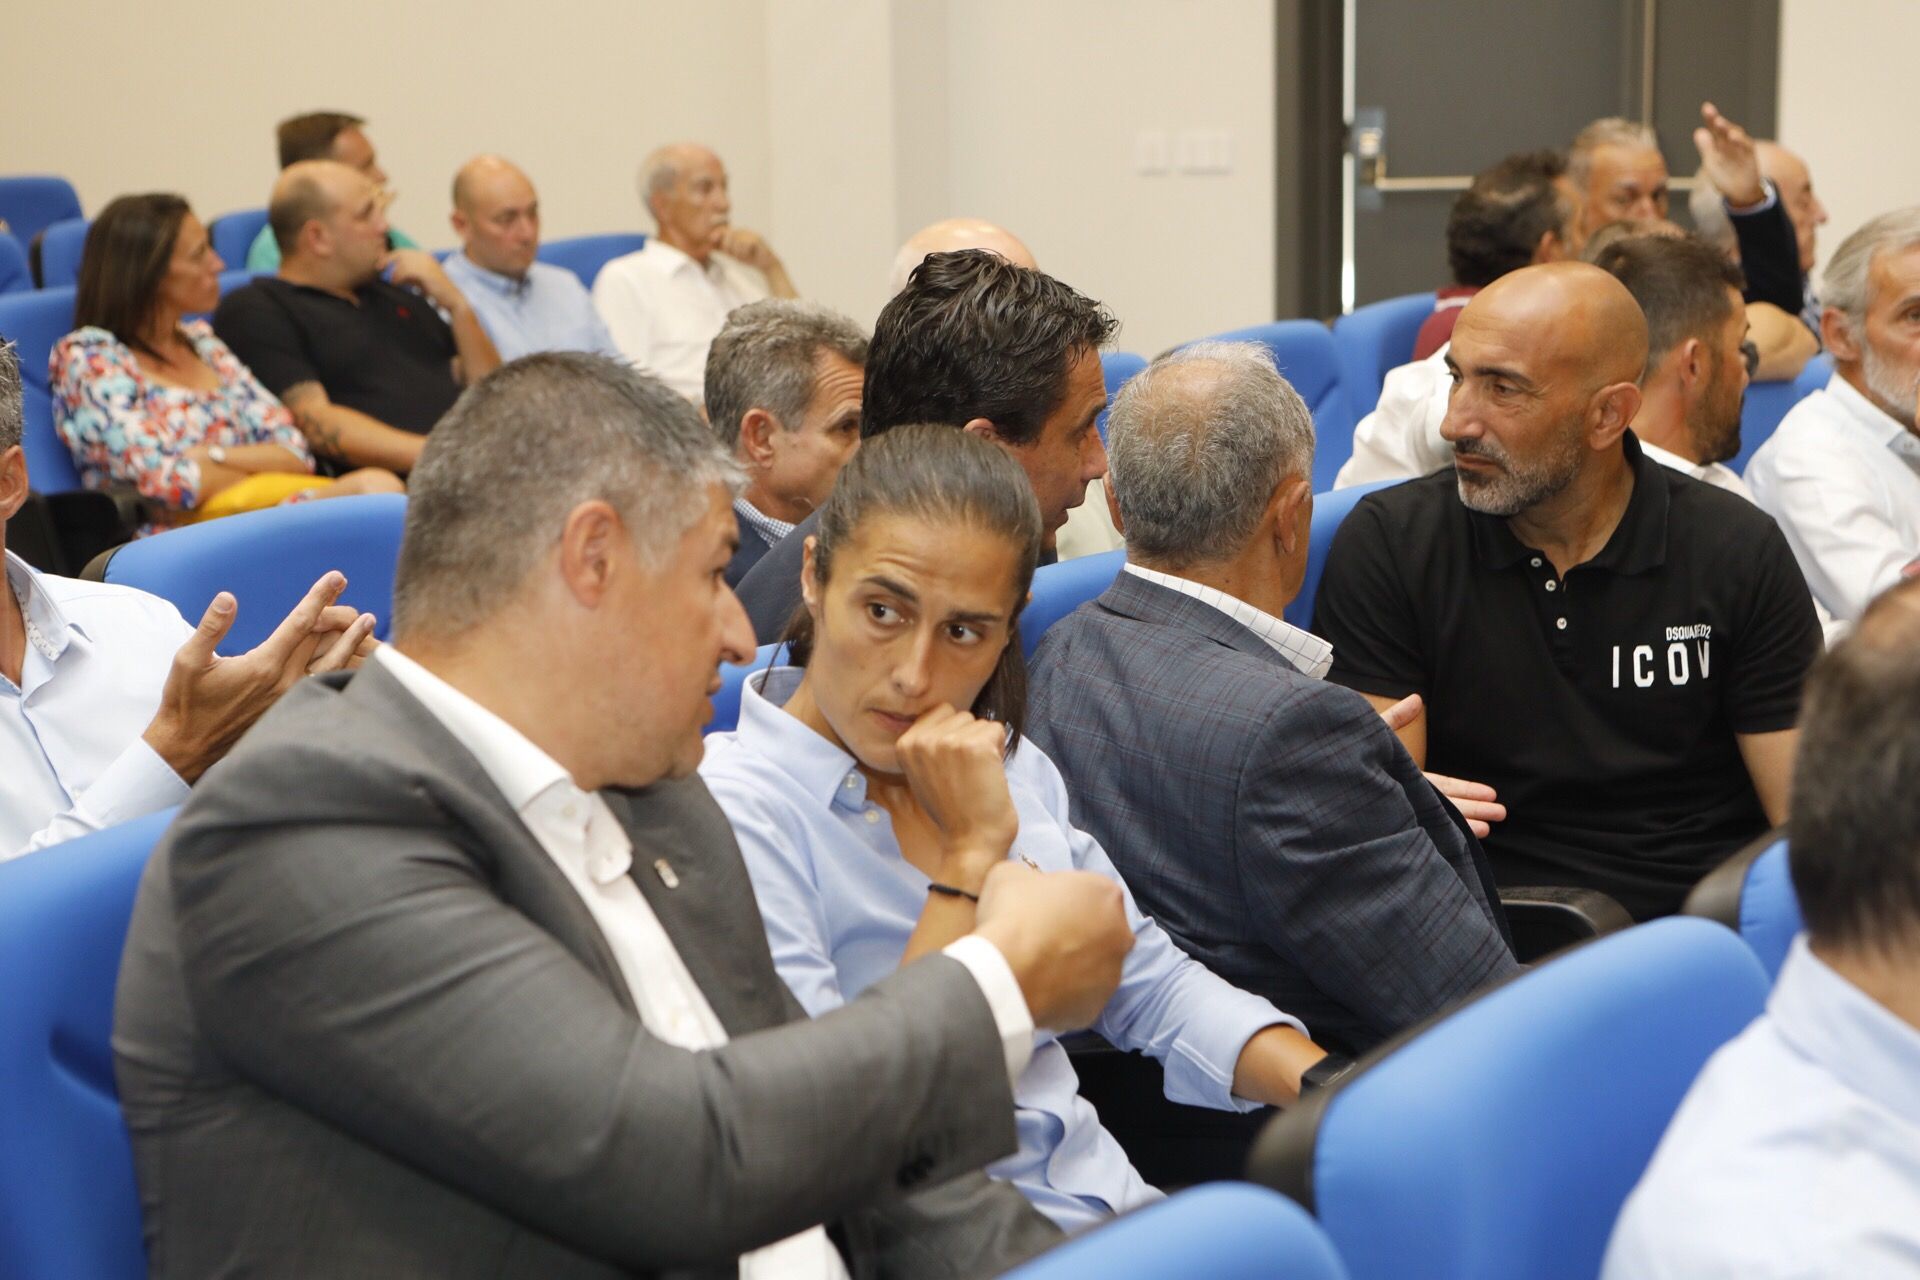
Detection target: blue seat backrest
<box><xmin>0</xmin><ymin>176</ymin><xmax>83</xmax><ymax>255</ymax></box>
<box><xmin>0</xmin><ymin>233</ymin><xmax>29</xmax><ymax>295</ymax></box>
<box><xmin>1289</xmin><ymin>479</ymin><xmax>1395</xmax><ymax>629</ymax></box>
<box><xmin>1202</xmin><ymin>321</ymin><xmax>1356</xmax><ymax>492</ymax></box>
<box><xmin>0</xmin><ymin>808</ymin><xmax>175</xmax><ymax>1280</ymax></box>
<box><xmin>36</xmin><ymin>216</ymin><xmax>90</xmax><ymax>289</ymax></box>
<box><xmin>1003</xmin><ymin>1183</ymin><xmax>1348</xmax><ymax>1280</ymax></box>
<box><xmin>102</xmin><ymin>494</ymin><xmax>408</xmax><ymax>654</ymax></box>
<box><xmin>1332</xmin><ymin>291</ymin><xmax>1436</xmax><ymax>418</ymax></box>
<box><xmin>1730</xmin><ymin>353</ymin><xmax>1832</xmax><ymax>475</ymax></box>
<box><xmin>1022</xmin><ymin>548</ymin><xmax>1126</xmax><ymax>659</ymax></box>
<box><xmin>1292</xmin><ymin>918</ymin><xmax>1768</xmax><ymax>1280</ymax></box>
<box><xmin>708</xmin><ymin>642</ymin><xmax>786</xmax><ymax>734</ymax></box>
<box><xmin>0</xmin><ymin>285</ymin><xmax>84</xmax><ymax>493</ymax></box>
<box><xmin>1738</xmin><ymin>839</ymin><xmax>1801</xmax><ymax>981</ymax></box>
<box><xmin>208</xmin><ymin>208</ymin><xmax>269</xmax><ymax>270</ymax></box>
<box><xmin>537</xmin><ymin>233</ymin><xmax>648</xmax><ymax>288</ymax></box>
<box><xmin>1098</xmin><ymin>351</ymin><xmax>1148</xmax><ymax>447</ymax></box>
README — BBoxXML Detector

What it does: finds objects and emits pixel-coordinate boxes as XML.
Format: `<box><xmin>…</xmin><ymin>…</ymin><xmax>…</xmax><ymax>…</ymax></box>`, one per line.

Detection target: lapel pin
<box><xmin>653</xmin><ymin>858</ymin><xmax>680</xmax><ymax>889</ymax></box>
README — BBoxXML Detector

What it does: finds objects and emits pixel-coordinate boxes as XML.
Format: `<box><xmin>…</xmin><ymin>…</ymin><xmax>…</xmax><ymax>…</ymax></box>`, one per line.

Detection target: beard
<box><xmin>1687</xmin><ymin>349</ymin><xmax>1745</xmax><ymax>465</ymax></box>
<box><xmin>1453</xmin><ymin>428</ymin><xmax>1584</xmax><ymax>517</ymax></box>
<box><xmin>1862</xmin><ymin>341</ymin><xmax>1920</xmax><ymax>431</ymax></box>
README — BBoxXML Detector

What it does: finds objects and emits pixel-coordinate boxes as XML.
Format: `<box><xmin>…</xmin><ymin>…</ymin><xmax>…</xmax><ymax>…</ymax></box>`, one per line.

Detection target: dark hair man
<box><xmin>1606</xmin><ymin>577</ymin><xmax>1920</xmax><ymax>1276</ymax></box>
<box><xmin>734</xmin><ymin>249</ymin><xmax>1117</xmax><ymax>642</ymax></box>
<box><xmin>1315</xmin><ymin>262</ymin><xmax>1823</xmax><ymax>920</ymax></box>
<box><xmin>245</xmin><ymin>111</ymin><xmax>420</xmax><ymax>272</ymax></box>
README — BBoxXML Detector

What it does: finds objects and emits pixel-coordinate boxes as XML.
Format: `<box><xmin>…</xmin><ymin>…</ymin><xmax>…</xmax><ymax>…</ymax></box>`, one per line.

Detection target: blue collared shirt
<box><xmin>1604</xmin><ymin>938</ymin><xmax>1920</xmax><ymax>1277</ymax></box>
<box><xmin>1</xmin><ymin>552</ymin><xmax>195</xmax><ymax>860</ymax></box>
<box><xmin>441</xmin><ymin>251</ymin><xmax>620</xmax><ymax>362</ymax></box>
<box><xmin>699</xmin><ymin>666</ymin><xmax>1300</xmax><ymax>1232</ymax></box>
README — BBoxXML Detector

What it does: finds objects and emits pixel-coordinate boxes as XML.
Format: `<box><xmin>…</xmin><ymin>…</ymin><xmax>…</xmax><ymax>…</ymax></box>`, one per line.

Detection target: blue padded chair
<box><xmin>0</xmin><ymin>175</ymin><xmax>83</xmax><ymax>256</ymax></box>
<box><xmin>0</xmin><ymin>232</ymin><xmax>29</xmax><ymax>295</ymax></box>
<box><xmin>1332</xmin><ymin>291</ymin><xmax>1436</xmax><ymax>419</ymax></box>
<box><xmin>708</xmin><ymin>642</ymin><xmax>785</xmax><ymax>734</ymax></box>
<box><xmin>1684</xmin><ymin>830</ymin><xmax>1801</xmax><ymax>981</ymax></box>
<box><xmin>0</xmin><ymin>284</ymin><xmax>84</xmax><ymax>493</ymax></box>
<box><xmin>537</xmin><ymin>232</ymin><xmax>648</xmax><ymax>288</ymax></box>
<box><xmin>1248</xmin><ymin>918</ymin><xmax>1769</xmax><ymax>1280</ymax></box>
<box><xmin>1730</xmin><ymin>352</ymin><xmax>1833</xmax><ymax>475</ymax></box>
<box><xmin>1022</xmin><ymin>548</ymin><xmax>1125</xmax><ymax>659</ymax></box>
<box><xmin>96</xmin><ymin>494</ymin><xmax>407</xmax><ymax>655</ymax></box>
<box><xmin>36</xmin><ymin>216</ymin><xmax>90</xmax><ymax>289</ymax></box>
<box><xmin>1003</xmin><ymin>1183</ymin><xmax>1348</xmax><ymax>1280</ymax></box>
<box><xmin>1200</xmin><ymin>322</ymin><xmax>1356</xmax><ymax>493</ymax></box>
<box><xmin>1287</xmin><ymin>479</ymin><xmax>1394</xmax><ymax>629</ymax></box>
<box><xmin>0</xmin><ymin>807</ymin><xmax>175</xmax><ymax>1280</ymax></box>
<box><xmin>1097</xmin><ymin>351</ymin><xmax>1148</xmax><ymax>447</ymax></box>
<box><xmin>208</xmin><ymin>208</ymin><xmax>269</xmax><ymax>270</ymax></box>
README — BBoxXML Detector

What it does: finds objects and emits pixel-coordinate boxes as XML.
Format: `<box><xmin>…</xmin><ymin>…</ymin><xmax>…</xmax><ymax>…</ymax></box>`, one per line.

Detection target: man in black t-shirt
<box><xmin>214</xmin><ymin>161</ymin><xmax>501</xmax><ymax>475</ymax></box>
<box><xmin>1316</xmin><ymin>263</ymin><xmax>1821</xmax><ymax>919</ymax></box>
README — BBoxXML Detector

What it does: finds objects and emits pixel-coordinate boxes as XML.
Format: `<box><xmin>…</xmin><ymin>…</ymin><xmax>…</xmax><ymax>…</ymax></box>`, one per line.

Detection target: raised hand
<box><xmin>1694</xmin><ymin>102</ymin><xmax>1766</xmax><ymax>207</ymax></box>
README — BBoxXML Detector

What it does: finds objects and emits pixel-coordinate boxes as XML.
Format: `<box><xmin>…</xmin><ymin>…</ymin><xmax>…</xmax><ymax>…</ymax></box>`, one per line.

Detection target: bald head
<box><xmin>269</xmin><ymin>160</ymin><xmax>365</xmax><ymax>259</ymax></box>
<box><xmin>889</xmin><ymin>218</ymin><xmax>1037</xmax><ymax>295</ymax></box>
<box><xmin>452</xmin><ymin>154</ymin><xmax>531</xmax><ymax>212</ymax></box>
<box><xmin>1465</xmin><ymin>262</ymin><xmax>1649</xmax><ymax>389</ymax></box>
<box><xmin>451</xmin><ymin>154</ymin><xmax>540</xmax><ymax>277</ymax></box>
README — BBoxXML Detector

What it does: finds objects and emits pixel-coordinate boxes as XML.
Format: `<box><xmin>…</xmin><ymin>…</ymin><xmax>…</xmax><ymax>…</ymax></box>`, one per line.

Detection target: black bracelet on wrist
<box><xmin>927</xmin><ymin>882</ymin><xmax>980</xmax><ymax>903</ymax></box>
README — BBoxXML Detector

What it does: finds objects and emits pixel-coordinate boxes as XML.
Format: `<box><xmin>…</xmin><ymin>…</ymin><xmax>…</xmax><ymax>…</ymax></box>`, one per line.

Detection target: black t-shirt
<box><xmin>212</xmin><ymin>277</ymin><xmax>462</xmax><ymax>434</ymax></box>
<box><xmin>1314</xmin><ymin>433</ymin><xmax>1822</xmax><ymax>920</ymax></box>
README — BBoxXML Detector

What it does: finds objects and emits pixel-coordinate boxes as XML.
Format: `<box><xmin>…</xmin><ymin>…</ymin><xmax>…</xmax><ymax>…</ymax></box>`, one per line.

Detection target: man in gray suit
<box><xmin>113</xmin><ymin>352</ymin><xmax>1137</xmax><ymax>1278</ymax></box>
<box><xmin>1027</xmin><ymin>343</ymin><xmax>1519</xmax><ymax>1057</ymax></box>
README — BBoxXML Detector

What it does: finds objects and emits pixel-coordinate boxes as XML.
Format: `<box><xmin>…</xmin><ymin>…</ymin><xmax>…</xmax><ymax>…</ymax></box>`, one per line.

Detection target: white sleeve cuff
<box><xmin>11</xmin><ymin>737</ymin><xmax>188</xmax><ymax>860</ymax></box>
<box><xmin>1724</xmin><ymin>178</ymin><xmax>1778</xmax><ymax>217</ymax></box>
<box><xmin>942</xmin><ymin>934</ymin><xmax>1035</xmax><ymax>1083</ymax></box>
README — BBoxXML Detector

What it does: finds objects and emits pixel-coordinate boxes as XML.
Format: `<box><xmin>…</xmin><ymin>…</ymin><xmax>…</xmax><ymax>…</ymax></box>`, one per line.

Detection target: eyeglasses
<box><xmin>1742</xmin><ymin>340</ymin><xmax>1760</xmax><ymax>377</ymax></box>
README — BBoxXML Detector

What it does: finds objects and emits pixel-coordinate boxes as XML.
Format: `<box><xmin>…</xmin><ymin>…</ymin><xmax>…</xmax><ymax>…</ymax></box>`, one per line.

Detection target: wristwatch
<box><xmin>208</xmin><ymin>445</ymin><xmax>229</xmax><ymax>465</ymax></box>
<box><xmin>1301</xmin><ymin>1051</ymin><xmax>1358</xmax><ymax>1093</ymax></box>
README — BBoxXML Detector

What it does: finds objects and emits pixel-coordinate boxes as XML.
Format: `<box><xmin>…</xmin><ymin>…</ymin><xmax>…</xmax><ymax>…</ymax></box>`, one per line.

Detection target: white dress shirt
<box><xmin>1</xmin><ymin>552</ymin><xmax>193</xmax><ymax>861</ymax></box>
<box><xmin>1334</xmin><ymin>347</ymin><xmax>1453</xmax><ymax>488</ymax></box>
<box><xmin>1122</xmin><ymin>563</ymin><xmax>1334</xmax><ymax>678</ymax></box>
<box><xmin>1637</xmin><ymin>439</ymin><xmax>1751</xmax><ymax>499</ymax></box>
<box><xmin>1746</xmin><ymin>374</ymin><xmax>1920</xmax><ymax>624</ymax></box>
<box><xmin>370</xmin><ymin>645</ymin><xmax>1033</xmax><ymax>1278</ymax></box>
<box><xmin>1603</xmin><ymin>939</ymin><xmax>1920</xmax><ymax>1278</ymax></box>
<box><xmin>592</xmin><ymin>239</ymin><xmax>769</xmax><ymax>401</ymax></box>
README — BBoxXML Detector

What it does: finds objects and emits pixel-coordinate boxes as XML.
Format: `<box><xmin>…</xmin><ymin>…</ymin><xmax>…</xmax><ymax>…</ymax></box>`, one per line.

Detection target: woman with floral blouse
<box><xmin>50</xmin><ymin>193</ymin><xmax>400</xmax><ymax>531</ymax></box>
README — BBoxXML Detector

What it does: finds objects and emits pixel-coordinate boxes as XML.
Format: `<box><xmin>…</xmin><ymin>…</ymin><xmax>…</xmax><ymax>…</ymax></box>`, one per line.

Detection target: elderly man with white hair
<box><xmin>593</xmin><ymin>143</ymin><xmax>797</xmax><ymax>401</ymax></box>
<box><xmin>1748</xmin><ymin>208</ymin><xmax>1920</xmax><ymax>628</ymax></box>
<box><xmin>888</xmin><ymin>217</ymin><xmax>1037</xmax><ymax>294</ymax></box>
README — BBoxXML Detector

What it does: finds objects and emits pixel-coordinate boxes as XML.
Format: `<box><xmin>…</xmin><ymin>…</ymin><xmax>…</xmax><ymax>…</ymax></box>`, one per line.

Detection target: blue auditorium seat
<box><xmin>1022</xmin><ymin>548</ymin><xmax>1125</xmax><ymax>658</ymax></box>
<box><xmin>1684</xmin><ymin>832</ymin><xmax>1801</xmax><ymax>982</ymax></box>
<box><xmin>0</xmin><ymin>176</ymin><xmax>82</xmax><ymax>257</ymax></box>
<box><xmin>537</xmin><ymin>233</ymin><xmax>648</xmax><ymax>288</ymax></box>
<box><xmin>1288</xmin><ymin>479</ymin><xmax>1394</xmax><ymax>629</ymax></box>
<box><xmin>1730</xmin><ymin>352</ymin><xmax>1832</xmax><ymax>475</ymax></box>
<box><xmin>208</xmin><ymin>208</ymin><xmax>269</xmax><ymax>270</ymax></box>
<box><xmin>0</xmin><ymin>233</ymin><xmax>29</xmax><ymax>295</ymax></box>
<box><xmin>96</xmin><ymin>494</ymin><xmax>407</xmax><ymax>654</ymax></box>
<box><xmin>1097</xmin><ymin>351</ymin><xmax>1147</xmax><ymax>446</ymax></box>
<box><xmin>0</xmin><ymin>284</ymin><xmax>84</xmax><ymax>493</ymax></box>
<box><xmin>709</xmin><ymin>642</ymin><xmax>785</xmax><ymax>734</ymax></box>
<box><xmin>1332</xmin><ymin>291</ymin><xmax>1436</xmax><ymax>418</ymax></box>
<box><xmin>1248</xmin><ymin>917</ymin><xmax>1770</xmax><ymax>1280</ymax></box>
<box><xmin>0</xmin><ymin>808</ymin><xmax>175</xmax><ymax>1280</ymax></box>
<box><xmin>1004</xmin><ymin>1183</ymin><xmax>1349</xmax><ymax>1280</ymax></box>
<box><xmin>1199</xmin><ymin>321</ymin><xmax>1356</xmax><ymax>492</ymax></box>
<box><xmin>35</xmin><ymin>216</ymin><xmax>90</xmax><ymax>289</ymax></box>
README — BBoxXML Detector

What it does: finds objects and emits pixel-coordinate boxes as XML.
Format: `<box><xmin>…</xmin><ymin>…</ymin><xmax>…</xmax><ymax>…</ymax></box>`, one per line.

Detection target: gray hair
<box><xmin>636</xmin><ymin>146</ymin><xmax>683</xmax><ymax>223</ymax></box>
<box><xmin>1569</xmin><ymin>117</ymin><xmax>1660</xmax><ymax>191</ymax></box>
<box><xmin>1687</xmin><ymin>173</ymin><xmax>1738</xmax><ymax>255</ymax></box>
<box><xmin>1106</xmin><ymin>341</ymin><xmax>1315</xmax><ymax>567</ymax></box>
<box><xmin>0</xmin><ymin>341</ymin><xmax>21</xmax><ymax>455</ymax></box>
<box><xmin>703</xmin><ymin>300</ymin><xmax>869</xmax><ymax>450</ymax></box>
<box><xmin>1824</xmin><ymin>206</ymin><xmax>1920</xmax><ymax>333</ymax></box>
<box><xmin>392</xmin><ymin>353</ymin><xmax>742</xmax><ymax>638</ymax></box>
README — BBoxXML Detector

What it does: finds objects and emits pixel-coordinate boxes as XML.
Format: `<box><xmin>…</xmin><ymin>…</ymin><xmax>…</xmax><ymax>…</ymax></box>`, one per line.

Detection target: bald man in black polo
<box><xmin>1314</xmin><ymin>263</ymin><xmax>1821</xmax><ymax>920</ymax></box>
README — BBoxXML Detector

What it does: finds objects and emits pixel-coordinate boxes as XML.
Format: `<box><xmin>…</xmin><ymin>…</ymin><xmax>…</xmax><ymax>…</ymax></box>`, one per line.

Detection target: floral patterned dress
<box><xmin>49</xmin><ymin>321</ymin><xmax>314</xmax><ymax>527</ymax></box>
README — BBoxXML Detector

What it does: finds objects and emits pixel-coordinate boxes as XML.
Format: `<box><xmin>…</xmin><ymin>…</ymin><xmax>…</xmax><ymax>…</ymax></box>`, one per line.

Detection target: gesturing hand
<box><xmin>143</xmin><ymin>572</ymin><xmax>376</xmax><ymax>782</ymax></box>
<box><xmin>896</xmin><ymin>705</ymin><xmax>1020</xmax><ymax>889</ymax></box>
<box><xmin>973</xmin><ymin>862</ymin><xmax>1133</xmax><ymax>1031</ymax></box>
<box><xmin>1694</xmin><ymin>101</ymin><xmax>1766</xmax><ymax>207</ymax></box>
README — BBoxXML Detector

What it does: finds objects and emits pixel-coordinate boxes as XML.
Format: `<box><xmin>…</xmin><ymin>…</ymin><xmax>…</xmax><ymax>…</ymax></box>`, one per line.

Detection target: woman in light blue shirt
<box><xmin>701</xmin><ymin>426</ymin><xmax>1326</xmax><ymax>1232</ymax></box>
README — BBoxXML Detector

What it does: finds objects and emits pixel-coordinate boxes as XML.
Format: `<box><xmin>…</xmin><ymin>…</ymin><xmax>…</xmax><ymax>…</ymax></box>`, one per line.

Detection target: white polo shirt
<box><xmin>591</xmin><ymin>239</ymin><xmax>769</xmax><ymax>402</ymax></box>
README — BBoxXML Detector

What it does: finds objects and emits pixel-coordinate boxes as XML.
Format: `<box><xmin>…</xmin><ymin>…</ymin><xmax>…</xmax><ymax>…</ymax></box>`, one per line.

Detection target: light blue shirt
<box><xmin>441</xmin><ymin>251</ymin><xmax>620</xmax><ymax>362</ymax></box>
<box><xmin>1604</xmin><ymin>938</ymin><xmax>1920</xmax><ymax>1277</ymax></box>
<box><xmin>700</xmin><ymin>666</ymin><xmax>1300</xmax><ymax>1233</ymax></box>
<box><xmin>1</xmin><ymin>552</ymin><xmax>194</xmax><ymax>860</ymax></box>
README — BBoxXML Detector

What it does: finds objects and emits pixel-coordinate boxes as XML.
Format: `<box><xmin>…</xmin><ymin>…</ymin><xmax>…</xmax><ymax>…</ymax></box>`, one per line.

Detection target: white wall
<box><xmin>1778</xmin><ymin>0</ymin><xmax>1919</xmax><ymax>283</ymax></box>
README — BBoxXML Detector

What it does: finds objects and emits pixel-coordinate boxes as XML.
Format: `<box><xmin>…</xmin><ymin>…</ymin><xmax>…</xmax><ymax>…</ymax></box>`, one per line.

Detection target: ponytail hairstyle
<box><xmin>783</xmin><ymin>423</ymin><xmax>1043</xmax><ymax>753</ymax></box>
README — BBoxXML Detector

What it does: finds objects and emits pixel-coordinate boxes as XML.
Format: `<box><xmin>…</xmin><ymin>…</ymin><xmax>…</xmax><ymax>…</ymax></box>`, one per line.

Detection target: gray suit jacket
<box><xmin>1027</xmin><ymin>572</ymin><xmax>1518</xmax><ymax>1056</ymax></box>
<box><xmin>113</xmin><ymin>658</ymin><xmax>1057</xmax><ymax>1278</ymax></box>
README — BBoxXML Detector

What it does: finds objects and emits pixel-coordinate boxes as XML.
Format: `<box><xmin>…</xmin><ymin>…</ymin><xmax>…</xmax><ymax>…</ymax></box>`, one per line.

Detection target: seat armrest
<box><xmin>1500</xmin><ymin>886</ymin><xmax>1634</xmax><ymax>963</ymax></box>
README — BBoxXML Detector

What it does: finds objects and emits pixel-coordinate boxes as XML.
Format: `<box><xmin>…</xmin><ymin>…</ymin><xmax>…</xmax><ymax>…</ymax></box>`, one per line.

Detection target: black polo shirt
<box><xmin>1314</xmin><ymin>433</ymin><xmax>1821</xmax><ymax>920</ymax></box>
<box><xmin>213</xmin><ymin>276</ymin><xmax>462</xmax><ymax>434</ymax></box>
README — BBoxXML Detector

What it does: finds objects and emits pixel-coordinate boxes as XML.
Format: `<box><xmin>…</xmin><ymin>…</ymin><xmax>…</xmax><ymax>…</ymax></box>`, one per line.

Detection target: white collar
<box><xmin>1122</xmin><ymin>563</ymin><xmax>1333</xmax><ymax>679</ymax></box>
<box><xmin>1637</xmin><ymin>438</ymin><xmax>1715</xmax><ymax>481</ymax></box>
<box><xmin>4</xmin><ymin>550</ymin><xmax>79</xmax><ymax>663</ymax></box>
<box><xmin>1772</xmin><ymin>938</ymin><xmax>1920</xmax><ymax>1129</ymax></box>
<box><xmin>1826</xmin><ymin>373</ymin><xmax>1920</xmax><ymax>452</ymax></box>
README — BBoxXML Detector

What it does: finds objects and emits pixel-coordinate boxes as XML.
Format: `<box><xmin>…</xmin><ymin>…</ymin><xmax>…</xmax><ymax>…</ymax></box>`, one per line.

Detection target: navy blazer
<box><xmin>724</xmin><ymin>508</ymin><xmax>778</xmax><ymax>590</ymax></box>
<box><xmin>1027</xmin><ymin>571</ymin><xmax>1519</xmax><ymax>1056</ymax></box>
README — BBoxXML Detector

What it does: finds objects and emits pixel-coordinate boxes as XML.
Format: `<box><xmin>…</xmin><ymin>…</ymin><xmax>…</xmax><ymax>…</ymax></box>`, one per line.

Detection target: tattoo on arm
<box><xmin>282</xmin><ymin>382</ymin><xmax>345</xmax><ymax>461</ymax></box>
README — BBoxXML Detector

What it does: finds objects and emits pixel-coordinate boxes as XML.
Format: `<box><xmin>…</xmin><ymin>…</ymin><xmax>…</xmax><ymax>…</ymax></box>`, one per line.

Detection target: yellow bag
<box><xmin>192</xmin><ymin>473</ymin><xmax>335</xmax><ymax>522</ymax></box>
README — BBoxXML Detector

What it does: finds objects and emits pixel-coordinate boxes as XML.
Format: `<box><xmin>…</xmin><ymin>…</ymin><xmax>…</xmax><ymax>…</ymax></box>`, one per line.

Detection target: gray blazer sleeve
<box><xmin>1232</xmin><ymin>681</ymin><xmax>1518</xmax><ymax>1035</ymax></box>
<box><xmin>167</xmin><ymin>767</ymin><xmax>1023</xmax><ymax>1272</ymax></box>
